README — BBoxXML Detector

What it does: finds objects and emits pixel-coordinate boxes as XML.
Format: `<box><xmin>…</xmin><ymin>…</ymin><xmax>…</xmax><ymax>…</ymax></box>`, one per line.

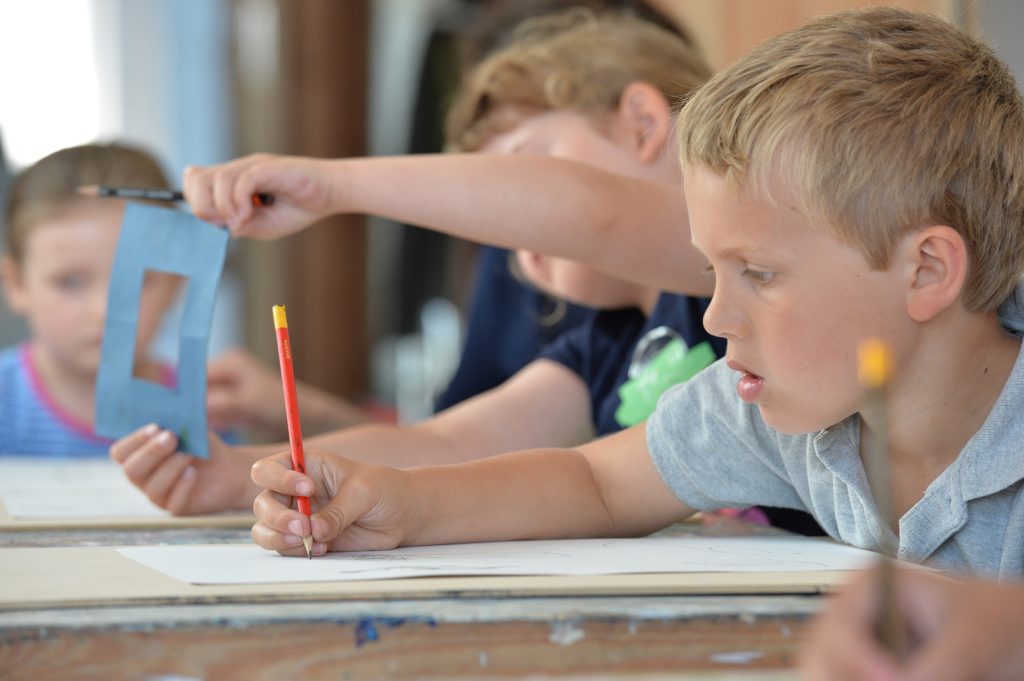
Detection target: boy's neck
<box><xmin>868</xmin><ymin>311</ymin><xmax>1021</xmax><ymax>521</ymax></box>
<box><xmin>28</xmin><ymin>343</ymin><xmax>98</xmax><ymax>426</ymax></box>
<box><xmin>29</xmin><ymin>343</ymin><xmax>167</xmax><ymax>428</ymax></box>
<box><xmin>638</xmin><ymin>286</ymin><xmax>662</xmax><ymax>316</ymax></box>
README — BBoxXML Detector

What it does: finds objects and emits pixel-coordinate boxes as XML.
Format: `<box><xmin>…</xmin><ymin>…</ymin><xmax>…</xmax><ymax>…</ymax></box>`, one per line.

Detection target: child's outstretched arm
<box><xmin>111</xmin><ymin>359</ymin><xmax>596</xmax><ymax>515</ymax></box>
<box><xmin>250</xmin><ymin>423</ymin><xmax>694</xmax><ymax>555</ymax></box>
<box><xmin>207</xmin><ymin>348</ymin><xmax>374</xmax><ymax>439</ymax></box>
<box><xmin>184</xmin><ymin>153</ymin><xmax>710</xmax><ymax>296</ymax></box>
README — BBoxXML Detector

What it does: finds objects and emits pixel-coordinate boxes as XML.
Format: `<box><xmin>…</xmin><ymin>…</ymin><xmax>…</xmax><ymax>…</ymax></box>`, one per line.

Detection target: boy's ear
<box><xmin>903</xmin><ymin>225</ymin><xmax>968</xmax><ymax>322</ymax></box>
<box><xmin>0</xmin><ymin>255</ymin><xmax>29</xmax><ymax>315</ymax></box>
<box><xmin>616</xmin><ymin>81</ymin><xmax>672</xmax><ymax>164</ymax></box>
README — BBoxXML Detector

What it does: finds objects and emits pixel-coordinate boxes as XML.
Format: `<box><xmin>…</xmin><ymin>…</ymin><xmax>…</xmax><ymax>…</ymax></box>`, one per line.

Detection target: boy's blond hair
<box><xmin>446</xmin><ymin>8</ymin><xmax>712</xmax><ymax>153</ymax></box>
<box><xmin>5</xmin><ymin>142</ymin><xmax>170</xmax><ymax>263</ymax></box>
<box><xmin>677</xmin><ymin>7</ymin><xmax>1024</xmax><ymax>312</ymax></box>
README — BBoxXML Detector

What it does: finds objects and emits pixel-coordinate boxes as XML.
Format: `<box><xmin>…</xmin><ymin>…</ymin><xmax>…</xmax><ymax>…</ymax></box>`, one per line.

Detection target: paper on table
<box><xmin>0</xmin><ymin>457</ymin><xmax>166</xmax><ymax>518</ymax></box>
<box><xmin>119</xmin><ymin>536</ymin><xmax>879</xmax><ymax>585</ymax></box>
<box><xmin>95</xmin><ymin>203</ymin><xmax>229</xmax><ymax>458</ymax></box>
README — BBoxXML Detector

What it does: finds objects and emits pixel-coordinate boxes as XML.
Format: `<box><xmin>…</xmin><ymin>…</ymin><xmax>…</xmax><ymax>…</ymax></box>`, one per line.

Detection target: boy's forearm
<box><xmin>296</xmin><ymin>383</ymin><xmax>374</xmax><ymax>434</ymax></box>
<box><xmin>336</xmin><ymin>154</ymin><xmax>711</xmax><ymax>296</ymax></box>
<box><xmin>402</xmin><ymin>448</ymin><xmax>627</xmax><ymax>546</ymax></box>
<box><xmin>305</xmin><ymin>422</ymin><xmax>487</xmax><ymax>469</ymax></box>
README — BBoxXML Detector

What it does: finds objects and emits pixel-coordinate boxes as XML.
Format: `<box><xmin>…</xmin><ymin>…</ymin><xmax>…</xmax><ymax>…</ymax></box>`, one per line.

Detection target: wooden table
<box><xmin>0</xmin><ymin>521</ymin><xmax>821</xmax><ymax>680</ymax></box>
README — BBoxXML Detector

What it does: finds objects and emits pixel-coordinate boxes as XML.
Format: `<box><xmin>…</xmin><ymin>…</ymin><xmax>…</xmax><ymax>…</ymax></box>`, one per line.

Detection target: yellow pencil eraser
<box><xmin>858</xmin><ymin>337</ymin><xmax>891</xmax><ymax>388</ymax></box>
<box><xmin>272</xmin><ymin>305</ymin><xmax>288</xmax><ymax>329</ymax></box>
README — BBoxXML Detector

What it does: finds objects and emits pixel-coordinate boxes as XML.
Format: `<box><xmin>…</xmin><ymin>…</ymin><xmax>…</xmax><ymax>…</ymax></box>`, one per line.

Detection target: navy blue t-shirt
<box><xmin>537</xmin><ymin>292</ymin><xmax>725</xmax><ymax>436</ymax></box>
<box><xmin>435</xmin><ymin>246</ymin><xmax>593</xmax><ymax>411</ymax></box>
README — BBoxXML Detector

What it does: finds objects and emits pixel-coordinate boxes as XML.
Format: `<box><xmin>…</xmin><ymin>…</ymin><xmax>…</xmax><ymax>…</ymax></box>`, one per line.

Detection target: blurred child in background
<box><xmin>0</xmin><ymin>143</ymin><xmax>181</xmax><ymax>456</ymax></box>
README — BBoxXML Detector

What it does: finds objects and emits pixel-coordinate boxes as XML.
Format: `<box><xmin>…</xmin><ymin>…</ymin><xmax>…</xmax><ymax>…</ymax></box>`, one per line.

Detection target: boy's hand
<box><xmin>250</xmin><ymin>451</ymin><xmax>418</xmax><ymax>557</ymax></box>
<box><xmin>801</xmin><ymin>566</ymin><xmax>1024</xmax><ymax>681</ymax></box>
<box><xmin>109</xmin><ymin>425</ymin><xmax>261</xmax><ymax>515</ymax></box>
<box><xmin>207</xmin><ymin>348</ymin><xmax>373</xmax><ymax>438</ymax></box>
<box><xmin>183</xmin><ymin>154</ymin><xmax>341</xmax><ymax>239</ymax></box>
<box><xmin>207</xmin><ymin>348</ymin><xmax>289</xmax><ymax>437</ymax></box>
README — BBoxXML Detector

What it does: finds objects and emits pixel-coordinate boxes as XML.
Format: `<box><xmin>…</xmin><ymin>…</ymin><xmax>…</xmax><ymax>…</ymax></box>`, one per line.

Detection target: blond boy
<box><xmin>246</xmin><ymin>8</ymin><xmax>1023</xmax><ymax>576</ymax></box>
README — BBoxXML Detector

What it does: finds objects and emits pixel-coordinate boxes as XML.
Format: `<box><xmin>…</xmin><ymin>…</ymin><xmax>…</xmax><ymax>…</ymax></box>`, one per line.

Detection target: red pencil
<box><xmin>272</xmin><ymin>305</ymin><xmax>313</xmax><ymax>559</ymax></box>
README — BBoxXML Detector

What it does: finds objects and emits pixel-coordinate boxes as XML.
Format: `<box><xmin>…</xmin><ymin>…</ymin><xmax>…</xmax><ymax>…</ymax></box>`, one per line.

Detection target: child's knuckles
<box><xmin>123</xmin><ymin>464</ymin><xmax>148</xmax><ymax>487</ymax></box>
<box><xmin>316</xmin><ymin>505</ymin><xmax>349</xmax><ymax>539</ymax></box>
<box><xmin>251</xmin><ymin>521</ymin><xmax>283</xmax><ymax>549</ymax></box>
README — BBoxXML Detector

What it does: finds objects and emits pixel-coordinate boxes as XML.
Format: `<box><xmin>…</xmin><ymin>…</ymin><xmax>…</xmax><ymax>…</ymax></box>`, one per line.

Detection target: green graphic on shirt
<box><xmin>614</xmin><ymin>339</ymin><xmax>715</xmax><ymax>427</ymax></box>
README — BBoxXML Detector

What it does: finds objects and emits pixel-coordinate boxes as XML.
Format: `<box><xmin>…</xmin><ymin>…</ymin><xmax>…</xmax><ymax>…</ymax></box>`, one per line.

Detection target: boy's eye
<box><xmin>742</xmin><ymin>268</ymin><xmax>775</xmax><ymax>285</ymax></box>
<box><xmin>54</xmin><ymin>273</ymin><xmax>88</xmax><ymax>292</ymax></box>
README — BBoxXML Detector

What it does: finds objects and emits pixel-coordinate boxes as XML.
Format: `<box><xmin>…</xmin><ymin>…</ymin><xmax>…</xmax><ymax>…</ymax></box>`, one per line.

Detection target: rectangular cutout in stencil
<box><xmin>95</xmin><ymin>203</ymin><xmax>230</xmax><ymax>458</ymax></box>
<box><xmin>133</xmin><ymin>269</ymin><xmax>188</xmax><ymax>391</ymax></box>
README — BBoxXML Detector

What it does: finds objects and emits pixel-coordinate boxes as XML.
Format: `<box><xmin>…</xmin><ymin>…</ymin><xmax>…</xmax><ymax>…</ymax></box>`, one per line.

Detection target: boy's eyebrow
<box><xmin>706</xmin><ymin>244</ymin><xmax>772</xmax><ymax>260</ymax></box>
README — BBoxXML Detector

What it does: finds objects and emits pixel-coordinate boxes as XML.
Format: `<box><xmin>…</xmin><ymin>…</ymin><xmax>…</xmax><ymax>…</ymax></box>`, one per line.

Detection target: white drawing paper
<box><xmin>0</xmin><ymin>457</ymin><xmax>167</xmax><ymax>518</ymax></box>
<box><xmin>118</xmin><ymin>536</ymin><xmax>879</xmax><ymax>585</ymax></box>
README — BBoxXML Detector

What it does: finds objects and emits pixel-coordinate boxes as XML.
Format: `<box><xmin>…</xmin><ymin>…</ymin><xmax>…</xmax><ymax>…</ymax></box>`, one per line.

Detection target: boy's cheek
<box><xmin>0</xmin><ymin>258</ymin><xmax>29</xmax><ymax>313</ymax></box>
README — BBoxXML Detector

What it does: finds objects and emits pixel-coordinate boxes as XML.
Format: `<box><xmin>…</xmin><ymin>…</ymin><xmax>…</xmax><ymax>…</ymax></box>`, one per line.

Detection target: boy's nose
<box><xmin>89</xmin><ymin>287</ymin><xmax>109</xmax><ymax>322</ymax></box>
<box><xmin>702</xmin><ymin>288</ymin><xmax>744</xmax><ymax>340</ymax></box>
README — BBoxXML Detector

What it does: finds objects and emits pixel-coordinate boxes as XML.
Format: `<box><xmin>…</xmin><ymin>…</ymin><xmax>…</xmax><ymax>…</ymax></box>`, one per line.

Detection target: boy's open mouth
<box><xmin>736</xmin><ymin>370</ymin><xmax>765</xmax><ymax>403</ymax></box>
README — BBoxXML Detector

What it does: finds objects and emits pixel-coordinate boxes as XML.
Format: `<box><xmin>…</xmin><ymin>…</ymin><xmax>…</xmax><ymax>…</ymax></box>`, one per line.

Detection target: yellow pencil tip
<box><xmin>272</xmin><ymin>305</ymin><xmax>288</xmax><ymax>329</ymax></box>
<box><xmin>303</xmin><ymin>534</ymin><xmax>313</xmax><ymax>559</ymax></box>
<box><xmin>858</xmin><ymin>337</ymin><xmax>891</xmax><ymax>388</ymax></box>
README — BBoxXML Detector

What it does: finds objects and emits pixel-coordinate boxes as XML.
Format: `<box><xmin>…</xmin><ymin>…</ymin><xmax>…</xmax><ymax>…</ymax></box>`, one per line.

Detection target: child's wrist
<box><xmin>324</xmin><ymin>158</ymin><xmax>353</xmax><ymax>215</ymax></box>
<box><xmin>399</xmin><ymin>470</ymin><xmax>433</xmax><ymax>546</ymax></box>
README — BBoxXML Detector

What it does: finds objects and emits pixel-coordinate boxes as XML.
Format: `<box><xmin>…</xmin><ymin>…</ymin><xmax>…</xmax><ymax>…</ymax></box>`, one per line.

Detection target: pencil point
<box><xmin>77</xmin><ymin>185</ymin><xmax>100</xmax><ymax>197</ymax></box>
<box><xmin>303</xmin><ymin>535</ymin><xmax>313</xmax><ymax>559</ymax></box>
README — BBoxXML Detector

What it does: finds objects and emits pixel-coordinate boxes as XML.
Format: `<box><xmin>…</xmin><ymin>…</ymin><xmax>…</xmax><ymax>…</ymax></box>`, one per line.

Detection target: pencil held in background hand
<box><xmin>857</xmin><ymin>338</ymin><xmax>909</xmax><ymax>660</ymax></box>
<box><xmin>273</xmin><ymin>305</ymin><xmax>314</xmax><ymax>559</ymax></box>
<box><xmin>78</xmin><ymin>185</ymin><xmax>275</xmax><ymax>207</ymax></box>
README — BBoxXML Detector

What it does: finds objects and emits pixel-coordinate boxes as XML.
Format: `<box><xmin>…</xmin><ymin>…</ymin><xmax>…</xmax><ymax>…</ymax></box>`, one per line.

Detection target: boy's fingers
<box><xmin>212</xmin><ymin>175</ymin><xmax>239</xmax><ymax>226</ymax></box>
<box><xmin>801</xmin><ymin>571</ymin><xmax>898</xmax><ymax>681</ymax></box>
<box><xmin>903</xmin><ymin>649</ymin><xmax>968</xmax><ymax>681</ymax></box>
<box><xmin>140</xmin><ymin>453</ymin><xmax>193</xmax><ymax>507</ymax></box>
<box><xmin>312</xmin><ymin>502</ymin><xmax>350</xmax><ymax>544</ymax></box>
<box><xmin>120</xmin><ymin>430</ymin><xmax>179</xmax><ymax>486</ymax></box>
<box><xmin>205</xmin><ymin>365</ymin><xmax>235</xmax><ymax>385</ymax></box>
<box><xmin>250</xmin><ymin>456</ymin><xmax>314</xmax><ymax>496</ymax></box>
<box><xmin>250</xmin><ymin>521</ymin><xmax>325</xmax><ymax>556</ymax></box>
<box><xmin>310</xmin><ymin>477</ymin><xmax>378</xmax><ymax>544</ymax></box>
<box><xmin>206</xmin><ymin>391</ymin><xmax>239</xmax><ymax>425</ymax></box>
<box><xmin>164</xmin><ymin>466</ymin><xmax>197</xmax><ymax>516</ymax></box>
<box><xmin>902</xmin><ymin>624</ymin><xmax>997</xmax><ymax>681</ymax></box>
<box><xmin>183</xmin><ymin>165</ymin><xmax>217</xmax><ymax>222</ymax></box>
<box><xmin>231</xmin><ymin>166</ymin><xmax>262</xmax><ymax>226</ymax></box>
<box><xmin>208</xmin><ymin>349</ymin><xmax>249</xmax><ymax>377</ymax></box>
<box><xmin>820</xmin><ymin>636</ymin><xmax>894</xmax><ymax>681</ymax></box>
<box><xmin>109</xmin><ymin>423</ymin><xmax>160</xmax><ymax>463</ymax></box>
<box><xmin>252</xmin><ymin>488</ymin><xmax>309</xmax><ymax>536</ymax></box>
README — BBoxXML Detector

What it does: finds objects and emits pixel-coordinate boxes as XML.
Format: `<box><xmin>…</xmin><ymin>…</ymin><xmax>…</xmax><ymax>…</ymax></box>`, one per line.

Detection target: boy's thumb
<box><xmin>311</xmin><ymin>495</ymin><xmax>355</xmax><ymax>543</ymax></box>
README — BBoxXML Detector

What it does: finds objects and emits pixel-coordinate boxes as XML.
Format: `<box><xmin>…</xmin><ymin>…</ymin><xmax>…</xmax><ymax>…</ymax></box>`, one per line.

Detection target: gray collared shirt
<box><xmin>647</xmin><ymin>283</ymin><xmax>1024</xmax><ymax>579</ymax></box>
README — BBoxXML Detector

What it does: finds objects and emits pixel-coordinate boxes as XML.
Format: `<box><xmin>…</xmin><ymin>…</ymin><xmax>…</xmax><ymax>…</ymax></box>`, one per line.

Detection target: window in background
<box><xmin>0</xmin><ymin>0</ymin><xmax>101</xmax><ymax>169</ymax></box>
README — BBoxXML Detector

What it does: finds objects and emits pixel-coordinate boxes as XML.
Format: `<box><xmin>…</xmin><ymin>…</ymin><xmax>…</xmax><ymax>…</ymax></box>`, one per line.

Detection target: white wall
<box><xmin>979</xmin><ymin>0</ymin><xmax>1024</xmax><ymax>86</ymax></box>
<box><xmin>0</xmin><ymin>0</ymin><xmax>242</xmax><ymax>356</ymax></box>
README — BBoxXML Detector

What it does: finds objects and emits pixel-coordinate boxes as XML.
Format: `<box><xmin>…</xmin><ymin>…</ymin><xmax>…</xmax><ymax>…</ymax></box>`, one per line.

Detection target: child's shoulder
<box><xmin>0</xmin><ymin>344</ymin><xmax>35</xmax><ymax>419</ymax></box>
<box><xmin>0</xmin><ymin>344</ymin><xmax>26</xmax><ymax>384</ymax></box>
<box><xmin>0</xmin><ymin>345</ymin><xmax>29</xmax><ymax>449</ymax></box>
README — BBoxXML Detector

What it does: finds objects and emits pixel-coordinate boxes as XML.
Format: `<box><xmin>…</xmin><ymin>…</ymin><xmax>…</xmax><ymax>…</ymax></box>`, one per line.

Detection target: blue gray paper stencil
<box><xmin>95</xmin><ymin>203</ymin><xmax>228</xmax><ymax>458</ymax></box>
